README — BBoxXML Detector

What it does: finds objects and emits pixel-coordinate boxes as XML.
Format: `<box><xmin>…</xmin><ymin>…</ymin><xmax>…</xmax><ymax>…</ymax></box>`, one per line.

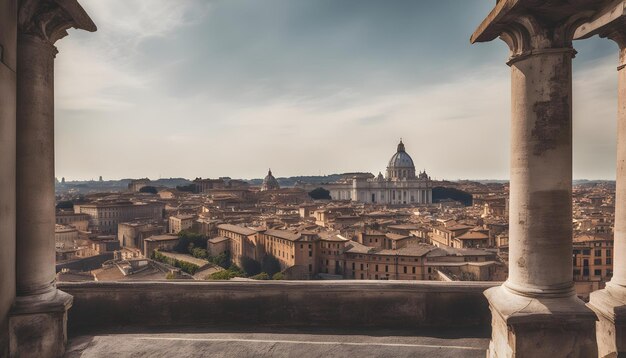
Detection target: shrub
<box><xmin>250</xmin><ymin>272</ymin><xmax>270</xmax><ymax>280</ymax></box>
<box><xmin>262</xmin><ymin>255</ymin><xmax>282</xmax><ymax>276</ymax></box>
<box><xmin>241</xmin><ymin>257</ymin><xmax>262</xmax><ymax>276</ymax></box>
<box><xmin>192</xmin><ymin>247</ymin><xmax>208</xmax><ymax>259</ymax></box>
<box><xmin>207</xmin><ymin>268</ymin><xmax>245</xmax><ymax>280</ymax></box>
<box><xmin>209</xmin><ymin>251</ymin><xmax>231</xmax><ymax>268</ymax></box>
<box><xmin>272</xmin><ymin>272</ymin><xmax>284</xmax><ymax>280</ymax></box>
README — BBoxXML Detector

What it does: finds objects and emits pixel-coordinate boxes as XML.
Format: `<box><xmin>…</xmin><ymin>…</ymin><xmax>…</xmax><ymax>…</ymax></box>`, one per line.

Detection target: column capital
<box><xmin>18</xmin><ymin>0</ymin><xmax>96</xmax><ymax>46</ymax></box>
<box><xmin>499</xmin><ymin>14</ymin><xmax>587</xmax><ymax>65</ymax></box>
<box><xmin>575</xmin><ymin>1</ymin><xmax>626</xmax><ymax>67</ymax></box>
<box><xmin>470</xmin><ymin>1</ymin><xmax>610</xmax><ymax>64</ymax></box>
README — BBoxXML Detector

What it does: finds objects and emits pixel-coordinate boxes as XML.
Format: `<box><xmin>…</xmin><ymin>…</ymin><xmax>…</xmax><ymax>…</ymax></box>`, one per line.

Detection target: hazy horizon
<box><xmin>55</xmin><ymin>1</ymin><xmax>621</xmax><ymax>181</ymax></box>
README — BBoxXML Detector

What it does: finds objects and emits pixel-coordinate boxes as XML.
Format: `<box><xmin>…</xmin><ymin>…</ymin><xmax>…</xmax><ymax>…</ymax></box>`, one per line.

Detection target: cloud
<box><xmin>53</xmin><ymin>1</ymin><xmax>621</xmax><ymax>180</ymax></box>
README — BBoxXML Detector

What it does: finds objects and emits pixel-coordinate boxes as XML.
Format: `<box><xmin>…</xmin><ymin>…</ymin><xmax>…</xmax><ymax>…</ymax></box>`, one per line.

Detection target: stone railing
<box><xmin>58</xmin><ymin>280</ymin><xmax>498</xmax><ymax>333</ymax></box>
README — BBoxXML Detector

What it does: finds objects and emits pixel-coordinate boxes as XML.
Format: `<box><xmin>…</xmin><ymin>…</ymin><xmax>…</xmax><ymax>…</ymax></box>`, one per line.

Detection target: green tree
<box><xmin>139</xmin><ymin>185</ymin><xmax>158</xmax><ymax>194</ymax></box>
<box><xmin>55</xmin><ymin>200</ymin><xmax>74</xmax><ymax>210</ymax></box>
<box><xmin>192</xmin><ymin>247</ymin><xmax>208</xmax><ymax>259</ymax></box>
<box><xmin>262</xmin><ymin>255</ymin><xmax>282</xmax><ymax>276</ymax></box>
<box><xmin>250</xmin><ymin>272</ymin><xmax>270</xmax><ymax>280</ymax></box>
<box><xmin>272</xmin><ymin>272</ymin><xmax>284</xmax><ymax>280</ymax></box>
<box><xmin>209</xmin><ymin>251</ymin><xmax>231</xmax><ymax>268</ymax></box>
<box><xmin>308</xmin><ymin>187</ymin><xmax>331</xmax><ymax>200</ymax></box>
<box><xmin>174</xmin><ymin>231</ymin><xmax>207</xmax><ymax>253</ymax></box>
<box><xmin>241</xmin><ymin>257</ymin><xmax>262</xmax><ymax>276</ymax></box>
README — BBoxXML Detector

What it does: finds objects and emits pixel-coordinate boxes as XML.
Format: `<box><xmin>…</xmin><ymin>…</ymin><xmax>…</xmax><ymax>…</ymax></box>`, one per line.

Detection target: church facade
<box><xmin>324</xmin><ymin>140</ymin><xmax>433</xmax><ymax>205</ymax></box>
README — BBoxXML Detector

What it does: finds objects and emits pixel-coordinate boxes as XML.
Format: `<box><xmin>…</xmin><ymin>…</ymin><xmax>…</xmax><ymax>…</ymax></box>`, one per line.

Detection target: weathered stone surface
<box><xmin>0</xmin><ymin>1</ymin><xmax>17</xmax><ymax>356</ymax></box>
<box><xmin>8</xmin><ymin>1</ymin><xmax>95</xmax><ymax>357</ymax></box>
<box><xmin>65</xmin><ymin>329</ymin><xmax>490</xmax><ymax>358</ymax></box>
<box><xmin>59</xmin><ymin>281</ymin><xmax>498</xmax><ymax>332</ymax></box>
<box><xmin>486</xmin><ymin>286</ymin><xmax>597</xmax><ymax>358</ymax></box>
<box><xmin>9</xmin><ymin>290</ymin><xmax>72</xmax><ymax>358</ymax></box>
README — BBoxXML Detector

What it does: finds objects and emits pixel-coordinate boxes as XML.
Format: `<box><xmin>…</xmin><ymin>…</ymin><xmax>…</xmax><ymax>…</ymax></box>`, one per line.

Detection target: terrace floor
<box><xmin>64</xmin><ymin>327</ymin><xmax>490</xmax><ymax>357</ymax></box>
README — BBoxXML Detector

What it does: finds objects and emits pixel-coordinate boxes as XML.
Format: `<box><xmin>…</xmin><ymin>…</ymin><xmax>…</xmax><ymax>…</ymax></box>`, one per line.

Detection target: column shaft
<box><xmin>612</xmin><ymin>47</ymin><xmax>626</xmax><ymax>287</ymax></box>
<box><xmin>15</xmin><ymin>34</ymin><xmax>57</xmax><ymax>297</ymax></box>
<box><xmin>506</xmin><ymin>50</ymin><xmax>575</xmax><ymax>296</ymax></box>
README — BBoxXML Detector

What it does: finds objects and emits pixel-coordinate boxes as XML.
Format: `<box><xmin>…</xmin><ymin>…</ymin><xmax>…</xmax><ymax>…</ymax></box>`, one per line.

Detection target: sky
<box><xmin>55</xmin><ymin>0</ymin><xmax>621</xmax><ymax>181</ymax></box>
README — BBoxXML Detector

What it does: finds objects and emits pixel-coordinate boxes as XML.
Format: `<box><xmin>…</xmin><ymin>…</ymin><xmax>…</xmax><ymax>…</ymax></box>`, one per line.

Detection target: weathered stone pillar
<box><xmin>471</xmin><ymin>5</ymin><xmax>602</xmax><ymax>357</ymax></box>
<box><xmin>575</xmin><ymin>4</ymin><xmax>626</xmax><ymax>355</ymax></box>
<box><xmin>9</xmin><ymin>1</ymin><xmax>95</xmax><ymax>357</ymax></box>
<box><xmin>0</xmin><ymin>0</ymin><xmax>17</xmax><ymax>355</ymax></box>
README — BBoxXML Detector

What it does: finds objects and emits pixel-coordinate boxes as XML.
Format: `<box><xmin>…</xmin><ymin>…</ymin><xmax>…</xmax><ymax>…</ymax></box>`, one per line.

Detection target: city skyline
<box><xmin>56</xmin><ymin>0</ymin><xmax>620</xmax><ymax>180</ymax></box>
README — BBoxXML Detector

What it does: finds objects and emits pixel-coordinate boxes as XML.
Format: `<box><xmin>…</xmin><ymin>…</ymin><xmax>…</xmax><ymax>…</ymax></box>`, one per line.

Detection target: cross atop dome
<box><xmin>397</xmin><ymin>138</ymin><xmax>405</xmax><ymax>152</ymax></box>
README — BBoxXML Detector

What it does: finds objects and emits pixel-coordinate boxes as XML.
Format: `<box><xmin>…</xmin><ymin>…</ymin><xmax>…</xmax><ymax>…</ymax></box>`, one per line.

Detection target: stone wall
<box><xmin>59</xmin><ymin>281</ymin><xmax>497</xmax><ymax>334</ymax></box>
<box><xmin>0</xmin><ymin>0</ymin><xmax>16</xmax><ymax>355</ymax></box>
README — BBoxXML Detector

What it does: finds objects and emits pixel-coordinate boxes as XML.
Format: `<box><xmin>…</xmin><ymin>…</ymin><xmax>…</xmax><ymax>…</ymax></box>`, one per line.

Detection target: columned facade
<box><xmin>8</xmin><ymin>1</ymin><xmax>95</xmax><ymax>357</ymax></box>
<box><xmin>471</xmin><ymin>3</ymin><xmax>606</xmax><ymax>357</ymax></box>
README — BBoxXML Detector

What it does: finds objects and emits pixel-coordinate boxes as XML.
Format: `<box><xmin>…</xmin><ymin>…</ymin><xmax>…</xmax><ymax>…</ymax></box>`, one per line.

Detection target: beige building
<box><xmin>55</xmin><ymin>225</ymin><xmax>78</xmax><ymax>250</ymax></box>
<box><xmin>128</xmin><ymin>178</ymin><xmax>150</xmax><ymax>192</ymax></box>
<box><xmin>117</xmin><ymin>221</ymin><xmax>165</xmax><ymax>253</ymax></box>
<box><xmin>216</xmin><ymin>224</ymin><xmax>259</xmax><ymax>266</ymax></box>
<box><xmin>573</xmin><ymin>233</ymin><xmax>614</xmax><ymax>299</ymax></box>
<box><xmin>168</xmin><ymin>214</ymin><xmax>196</xmax><ymax>234</ymax></box>
<box><xmin>143</xmin><ymin>234</ymin><xmax>180</xmax><ymax>258</ymax></box>
<box><xmin>324</xmin><ymin>140</ymin><xmax>433</xmax><ymax>205</ymax></box>
<box><xmin>55</xmin><ymin>212</ymin><xmax>90</xmax><ymax>231</ymax></box>
<box><xmin>75</xmin><ymin>201</ymin><xmax>164</xmax><ymax>234</ymax></box>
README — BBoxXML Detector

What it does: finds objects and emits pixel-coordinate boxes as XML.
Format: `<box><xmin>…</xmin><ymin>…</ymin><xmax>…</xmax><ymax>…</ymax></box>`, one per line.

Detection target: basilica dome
<box><xmin>261</xmin><ymin>169</ymin><xmax>280</xmax><ymax>191</ymax></box>
<box><xmin>386</xmin><ymin>140</ymin><xmax>416</xmax><ymax>180</ymax></box>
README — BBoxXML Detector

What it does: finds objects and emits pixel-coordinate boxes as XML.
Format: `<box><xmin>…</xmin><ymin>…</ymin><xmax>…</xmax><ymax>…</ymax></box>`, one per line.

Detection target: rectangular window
<box><xmin>594</xmin><ymin>269</ymin><xmax>602</xmax><ymax>276</ymax></box>
<box><xmin>352</xmin><ymin>262</ymin><xmax>355</xmax><ymax>270</ymax></box>
<box><xmin>308</xmin><ymin>251</ymin><xmax>312</xmax><ymax>257</ymax></box>
<box><xmin>594</xmin><ymin>259</ymin><xmax>602</xmax><ymax>265</ymax></box>
<box><xmin>385</xmin><ymin>265</ymin><xmax>388</xmax><ymax>272</ymax></box>
<box><xmin>360</xmin><ymin>264</ymin><xmax>364</xmax><ymax>270</ymax></box>
<box><xmin>412</xmin><ymin>267</ymin><xmax>416</xmax><ymax>274</ymax></box>
<box><xmin>375</xmin><ymin>265</ymin><xmax>378</xmax><ymax>272</ymax></box>
<box><xmin>403</xmin><ymin>266</ymin><xmax>407</xmax><ymax>274</ymax></box>
<box><xmin>607</xmin><ymin>249</ymin><xmax>612</xmax><ymax>257</ymax></box>
<box><xmin>595</xmin><ymin>250</ymin><xmax>602</xmax><ymax>257</ymax></box>
<box><xmin>607</xmin><ymin>258</ymin><xmax>612</xmax><ymax>265</ymax></box>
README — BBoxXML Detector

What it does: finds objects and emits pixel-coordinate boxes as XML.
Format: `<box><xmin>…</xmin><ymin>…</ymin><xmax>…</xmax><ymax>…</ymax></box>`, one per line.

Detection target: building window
<box><xmin>352</xmin><ymin>262</ymin><xmax>355</xmax><ymax>270</ymax></box>
<box><xmin>594</xmin><ymin>269</ymin><xmax>602</xmax><ymax>276</ymax></box>
<box><xmin>594</xmin><ymin>259</ymin><xmax>602</xmax><ymax>265</ymax></box>
<box><xmin>375</xmin><ymin>265</ymin><xmax>378</xmax><ymax>272</ymax></box>
<box><xmin>595</xmin><ymin>249</ymin><xmax>602</xmax><ymax>257</ymax></box>
<box><xmin>385</xmin><ymin>265</ymin><xmax>388</xmax><ymax>272</ymax></box>
<box><xmin>308</xmin><ymin>251</ymin><xmax>312</xmax><ymax>257</ymax></box>
<box><xmin>403</xmin><ymin>266</ymin><xmax>407</xmax><ymax>274</ymax></box>
<box><xmin>412</xmin><ymin>267</ymin><xmax>416</xmax><ymax>274</ymax></box>
<box><xmin>308</xmin><ymin>264</ymin><xmax>312</xmax><ymax>272</ymax></box>
<box><xmin>607</xmin><ymin>258</ymin><xmax>613</xmax><ymax>265</ymax></box>
<box><xmin>607</xmin><ymin>249</ymin><xmax>612</xmax><ymax>257</ymax></box>
<box><xmin>360</xmin><ymin>264</ymin><xmax>364</xmax><ymax>270</ymax></box>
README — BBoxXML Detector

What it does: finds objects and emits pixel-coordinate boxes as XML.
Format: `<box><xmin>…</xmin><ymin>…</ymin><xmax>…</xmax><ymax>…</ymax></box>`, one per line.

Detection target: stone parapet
<box><xmin>59</xmin><ymin>281</ymin><xmax>498</xmax><ymax>333</ymax></box>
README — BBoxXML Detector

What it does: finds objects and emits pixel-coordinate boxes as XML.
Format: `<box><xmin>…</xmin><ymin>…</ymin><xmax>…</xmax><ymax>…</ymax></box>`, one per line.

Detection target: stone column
<box><xmin>577</xmin><ymin>21</ymin><xmax>626</xmax><ymax>357</ymax></box>
<box><xmin>9</xmin><ymin>1</ymin><xmax>95</xmax><ymax>357</ymax></box>
<box><xmin>472</xmin><ymin>13</ymin><xmax>598</xmax><ymax>358</ymax></box>
<box><xmin>0</xmin><ymin>0</ymin><xmax>17</xmax><ymax>355</ymax></box>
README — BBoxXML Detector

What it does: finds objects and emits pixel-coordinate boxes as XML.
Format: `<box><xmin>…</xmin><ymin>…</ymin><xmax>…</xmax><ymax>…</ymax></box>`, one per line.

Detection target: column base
<box><xmin>485</xmin><ymin>285</ymin><xmax>598</xmax><ymax>358</ymax></box>
<box><xmin>587</xmin><ymin>284</ymin><xmax>626</xmax><ymax>358</ymax></box>
<box><xmin>9</xmin><ymin>289</ymin><xmax>73</xmax><ymax>358</ymax></box>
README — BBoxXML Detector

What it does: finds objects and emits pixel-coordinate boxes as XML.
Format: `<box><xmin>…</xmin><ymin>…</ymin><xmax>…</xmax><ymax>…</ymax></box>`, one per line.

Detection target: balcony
<box><xmin>60</xmin><ymin>280</ymin><xmax>496</xmax><ymax>357</ymax></box>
